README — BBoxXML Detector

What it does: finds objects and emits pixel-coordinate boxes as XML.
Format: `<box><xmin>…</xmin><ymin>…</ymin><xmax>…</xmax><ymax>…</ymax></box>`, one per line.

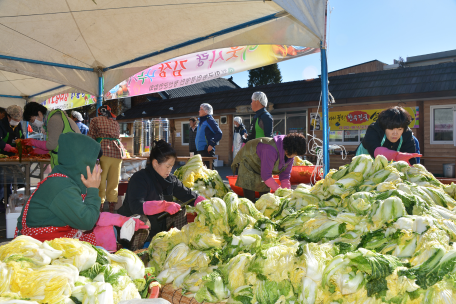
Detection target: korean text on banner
<box><xmin>318</xmin><ymin>107</ymin><xmax>419</xmax><ymax>130</ymax></box>
<box><xmin>106</xmin><ymin>45</ymin><xmax>318</xmax><ymax>100</ymax></box>
<box><xmin>43</xmin><ymin>93</ymin><xmax>97</xmax><ymax>111</ymax></box>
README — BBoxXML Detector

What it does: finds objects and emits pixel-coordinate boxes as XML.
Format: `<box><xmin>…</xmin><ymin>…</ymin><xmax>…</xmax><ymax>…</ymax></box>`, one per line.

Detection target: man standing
<box><xmin>195</xmin><ymin>103</ymin><xmax>222</xmax><ymax>157</ymax></box>
<box><xmin>246</xmin><ymin>91</ymin><xmax>273</xmax><ymax>141</ymax></box>
<box><xmin>71</xmin><ymin>110</ymin><xmax>89</xmax><ymax>135</ymax></box>
<box><xmin>88</xmin><ymin>105</ymin><xmax>125</xmax><ymax>213</ymax></box>
<box><xmin>188</xmin><ymin>117</ymin><xmax>198</xmax><ymax>155</ymax></box>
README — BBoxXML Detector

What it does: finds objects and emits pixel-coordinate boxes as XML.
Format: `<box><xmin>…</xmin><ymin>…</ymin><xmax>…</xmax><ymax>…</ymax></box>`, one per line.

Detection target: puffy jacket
<box><xmin>357</xmin><ymin>121</ymin><xmax>417</xmax><ymax>165</ymax></box>
<box><xmin>195</xmin><ymin>115</ymin><xmax>223</xmax><ymax>151</ymax></box>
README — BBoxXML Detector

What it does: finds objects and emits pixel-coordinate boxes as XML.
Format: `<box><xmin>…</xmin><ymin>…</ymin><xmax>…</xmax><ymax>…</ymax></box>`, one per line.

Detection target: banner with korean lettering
<box><xmin>319</xmin><ymin>107</ymin><xmax>419</xmax><ymax>130</ymax></box>
<box><xmin>105</xmin><ymin>45</ymin><xmax>318</xmax><ymax>100</ymax></box>
<box><xmin>42</xmin><ymin>93</ymin><xmax>97</xmax><ymax>111</ymax></box>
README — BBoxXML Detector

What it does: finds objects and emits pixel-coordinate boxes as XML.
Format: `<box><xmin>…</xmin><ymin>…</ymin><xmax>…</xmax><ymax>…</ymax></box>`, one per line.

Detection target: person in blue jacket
<box><xmin>71</xmin><ymin>110</ymin><xmax>89</xmax><ymax>135</ymax></box>
<box><xmin>195</xmin><ymin>103</ymin><xmax>222</xmax><ymax>157</ymax></box>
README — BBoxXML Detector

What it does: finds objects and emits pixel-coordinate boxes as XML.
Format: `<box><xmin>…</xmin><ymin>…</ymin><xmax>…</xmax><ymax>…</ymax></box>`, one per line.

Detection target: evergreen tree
<box><xmin>247</xmin><ymin>63</ymin><xmax>282</xmax><ymax>87</ymax></box>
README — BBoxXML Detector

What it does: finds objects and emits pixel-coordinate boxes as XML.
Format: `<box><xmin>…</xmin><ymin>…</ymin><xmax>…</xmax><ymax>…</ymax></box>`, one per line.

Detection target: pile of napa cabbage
<box><xmin>174</xmin><ymin>155</ymin><xmax>229</xmax><ymax>198</ymax></box>
<box><xmin>0</xmin><ymin>237</ymin><xmax>156</xmax><ymax>303</ymax></box>
<box><xmin>148</xmin><ymin>155</ymin><xmax>456</xmax><ymax>304</ymax></box>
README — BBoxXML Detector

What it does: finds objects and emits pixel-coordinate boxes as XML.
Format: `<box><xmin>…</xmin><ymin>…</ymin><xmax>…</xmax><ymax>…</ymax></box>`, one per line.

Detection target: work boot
<box><xmin>108</xmin><ymin>202</ymin><xmax>116</xmax><ymax>213</ymax></box>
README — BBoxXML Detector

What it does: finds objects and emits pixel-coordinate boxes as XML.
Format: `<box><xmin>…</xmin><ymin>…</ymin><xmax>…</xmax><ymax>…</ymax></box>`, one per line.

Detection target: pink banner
<box><xmin>106</xmin><ymin>45</ymin><xmax>318</xmax><ymax>100</ymax></box>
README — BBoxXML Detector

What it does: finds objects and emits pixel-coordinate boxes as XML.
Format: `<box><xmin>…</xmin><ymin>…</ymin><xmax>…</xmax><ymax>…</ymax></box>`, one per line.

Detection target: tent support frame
<box><xmin>320</xmin><ymin>43</ymin><xmax>330</xmax><ymax>176</ymax></box>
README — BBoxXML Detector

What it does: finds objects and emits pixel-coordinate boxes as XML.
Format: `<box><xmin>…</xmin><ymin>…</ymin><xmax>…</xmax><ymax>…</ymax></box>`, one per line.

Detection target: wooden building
<box><xmin>118</xmin><ymin>58</ymin><xmax>456</xmax><ymax>175</ymax></box>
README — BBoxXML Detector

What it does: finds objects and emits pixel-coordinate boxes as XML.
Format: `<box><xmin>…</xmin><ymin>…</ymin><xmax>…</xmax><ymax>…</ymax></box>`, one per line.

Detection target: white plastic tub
<box><xmin>6</xmin><ymin>209</ymin><xmax>21</xmax><ymax>239</ymax></box>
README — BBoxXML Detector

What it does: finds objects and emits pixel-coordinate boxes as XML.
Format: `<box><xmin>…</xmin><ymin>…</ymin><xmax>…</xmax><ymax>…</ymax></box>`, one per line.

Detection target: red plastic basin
<box><xmin>290</xmin><ymin>165</ymin><xmax>322</xmax><ymax>184</ymax></box>
<box><xmin>227</xmin><ymin>175</ymin><xmax>280</xmax><ymax>198</ymax></box>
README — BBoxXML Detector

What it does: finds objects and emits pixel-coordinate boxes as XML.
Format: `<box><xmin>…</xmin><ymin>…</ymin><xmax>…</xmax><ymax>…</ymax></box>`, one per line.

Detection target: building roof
<box><xmin>118</xmin><ymin>62</ymin><xmax>456</xmax><ymax>121</ymax></box>
<box><xmin>407</xmin><ymin>49</ymin><xmax>456</xmax><ymax>63</ymax></box>
<box><xmin>327</xmin><ymin>60</ymin><xmax>386</xmax><ymax>75</ymax></box>
<box><xmin>163</xmin><ymin>77</ymin><xmax>240</xmax><ymax>99</ymax></box>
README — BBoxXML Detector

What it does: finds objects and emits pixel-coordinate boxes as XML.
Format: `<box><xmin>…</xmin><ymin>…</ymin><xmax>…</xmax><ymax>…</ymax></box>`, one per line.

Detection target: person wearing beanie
<box><xmin>71</xmin><ymin>110</ymin><xmax>89</xmax><ymax>135</ymax></box>
<box><xmin>233</xmin><ymin>116</ymin><xmax>247</xmax><ymax>159</ymax></box>
<box><xmin>246</xmin><ymin>91</ymin><xmax>273</xmax><ymax>141</ymax></box>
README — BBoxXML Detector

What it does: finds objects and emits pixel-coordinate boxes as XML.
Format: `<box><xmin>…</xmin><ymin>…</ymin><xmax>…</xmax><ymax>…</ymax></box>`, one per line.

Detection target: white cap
<box><xmin>234</xmin><ymin>117</ymin><xmax>242</xmax><ymax>124</ymax></box>
<box><xmin>71</xmin><ymin>110</ymin><xmax>83</xmax><ymax>121</ymax></box>
<box><xmin>252</xmin><ymin>91</ymin><xmax>268</xmax><ymax>107</ymax></box>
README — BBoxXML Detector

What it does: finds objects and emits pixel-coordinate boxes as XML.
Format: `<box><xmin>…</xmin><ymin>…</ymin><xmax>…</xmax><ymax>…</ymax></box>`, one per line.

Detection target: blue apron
<box><xmin>356</xmin><ymin>134</ymin><xmax>403</xmax><ymax>157</ymax></box>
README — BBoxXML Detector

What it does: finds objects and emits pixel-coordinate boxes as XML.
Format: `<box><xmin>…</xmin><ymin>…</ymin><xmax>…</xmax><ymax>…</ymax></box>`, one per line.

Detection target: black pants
<box><xmin>243</xmin><ymin>189</ymin><xmax>268</xmax><ymax>203</ymax></box>
<box><xmin>197</xmin><ymin>148</ymin><xmax>215</xmax><ymax>167</ymax></box>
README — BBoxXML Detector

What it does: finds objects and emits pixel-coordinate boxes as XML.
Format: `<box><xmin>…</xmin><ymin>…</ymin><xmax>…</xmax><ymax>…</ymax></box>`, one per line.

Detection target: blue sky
<box><xmin>226</xmin><ymin>0</ymin><xmax>456</xmax><ymax>88</ymax></box>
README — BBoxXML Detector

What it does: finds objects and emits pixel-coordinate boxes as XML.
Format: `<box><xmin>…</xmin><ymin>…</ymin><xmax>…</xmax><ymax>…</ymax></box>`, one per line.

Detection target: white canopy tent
<box><xmin>0</xmin><ymin>0</ymin><xmax>331</xmax><ymax>174</ymax></box>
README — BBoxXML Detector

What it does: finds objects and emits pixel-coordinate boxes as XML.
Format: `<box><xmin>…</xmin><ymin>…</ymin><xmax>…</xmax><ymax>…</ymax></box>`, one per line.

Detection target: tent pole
<box><xmin>0</xmin><ymin>55</ymin><xmax>93</xmax><ymax>71</ymax></box>
<box><xmin>320</xmin><ymin>43</ymin><xmax>330</xmax><ymax>177</ymax></box>
<box><xmin>25</xmin><ymin>98</ymin><xmax>29</xmax><ymax>139</ymax></box>
<box><xmin>97</xmin><ymin>69</ymin><xmax>103</xmax><ymax>117</ymax></box>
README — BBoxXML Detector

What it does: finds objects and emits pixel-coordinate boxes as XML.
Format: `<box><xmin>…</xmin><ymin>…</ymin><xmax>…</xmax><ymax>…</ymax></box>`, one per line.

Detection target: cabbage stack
<box><xmin>149</xmin><ymin>155</ymin><xmax>456</xmax><ymax>304</ymax></box>
<box><xmin>174</xmin><ymin>155</ymin><xmax>230</xmax><ymax>198</ymax></box>
<box><xmin>0</xmin><ymin>237</ymin><xmax>154</xmax><ymax>303</ymax></box>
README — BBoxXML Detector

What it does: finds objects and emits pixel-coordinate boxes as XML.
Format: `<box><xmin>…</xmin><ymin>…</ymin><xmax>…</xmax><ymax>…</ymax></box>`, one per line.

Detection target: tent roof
<box><xmin>0</xmin><ymin>0</ymin><xmax>326</xmax><ymax>105</ymax></box>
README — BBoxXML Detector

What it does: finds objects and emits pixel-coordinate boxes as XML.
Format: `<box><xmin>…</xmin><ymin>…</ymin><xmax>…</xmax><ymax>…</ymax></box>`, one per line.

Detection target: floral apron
<box><xmin>14</xmin><ymin>173</ymin><xmax>97</xmax><ymax>245</ymax></box>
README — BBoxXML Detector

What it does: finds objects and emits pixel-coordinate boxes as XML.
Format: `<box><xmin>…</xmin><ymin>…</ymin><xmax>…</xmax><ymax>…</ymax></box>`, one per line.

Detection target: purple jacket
<box><xmin>256</xmin><ymin>135</ymin><xmax>293</xmax><ymax>182</ymax></box>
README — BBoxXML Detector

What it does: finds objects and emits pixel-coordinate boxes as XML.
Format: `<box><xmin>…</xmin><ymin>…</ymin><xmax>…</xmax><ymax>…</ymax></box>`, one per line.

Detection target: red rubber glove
<box><xmin>22</xmin><ymin>138</ymin><xmax>48</xmax><ymax>150</ymax></box>
<box><xmin>194</xmin><ymin>196</ymin><xmax>206</xmax><ymax>206</ymax></box>
<box><xmin>143</xmin><ymin>200</ymin><xmax>181</xmax><ymax>215</ymax></box>
<box><xmin>280</xmin><ymin>180</ymin><xmax>291</xmax><ymax>189</ymax></box>
<box><xmin>4</xmin><ymin>144</ymin><xmax>17</xmax><ymax>154</ymax></box>
<box><xmin>264</xmin><ymin>177</ymin><xmax>280</xmax><ymax>192</ymax></box>
<box><xmin>31</xmin><ymin>148</ymin><xmax>49</xmax><ymax>155</ymax></box>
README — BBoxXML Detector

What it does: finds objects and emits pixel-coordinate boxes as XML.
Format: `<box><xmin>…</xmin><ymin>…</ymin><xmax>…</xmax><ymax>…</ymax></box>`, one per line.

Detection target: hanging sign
<box><xmin>105</xmin><ymin>45</ymin><xmax>319</xmax><ymax>100</ymax></box>
<box><xmin>42</xmin><ymin>93</ymin><xmax>97</xmax><ymax>110</ymax></box>
<box><xmin>319</xmin><ymin>107</ymin><xmax>419</xmax><ymax>130</ymax></box>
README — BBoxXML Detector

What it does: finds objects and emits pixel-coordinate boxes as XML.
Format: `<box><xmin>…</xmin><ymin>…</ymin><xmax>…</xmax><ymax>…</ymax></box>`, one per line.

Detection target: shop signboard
<box><xmin>42</xmin><ymin>93</ymin><xmax>97</xmax><ymax>110</ymax></box>
<box><xmin>105</xmin><ymin>45</ymin><xmax>319</xmax><ymax>100</ymax></box>
<box><xmin>319</xmin><ymin>107</ymin><xmax>419</xmax><ymax>130</ymax></box>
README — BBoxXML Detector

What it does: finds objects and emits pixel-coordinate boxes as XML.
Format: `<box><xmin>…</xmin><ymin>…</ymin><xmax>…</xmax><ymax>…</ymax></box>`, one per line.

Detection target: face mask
<box><xmin>32</xmin><ymin>119</ymin><xmax>44</xmax><ymax>128</ymax></box>
<box><xmin>10</xmin><ymin>120</ymin><xmax>19</xmax><ymax>126</ymax></box>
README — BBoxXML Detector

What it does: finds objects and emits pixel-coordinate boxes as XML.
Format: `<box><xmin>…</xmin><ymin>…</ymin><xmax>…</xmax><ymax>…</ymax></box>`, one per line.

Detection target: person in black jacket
<box><xmin>0</xmin><ymin>105</ymin><xmax>24</xmax><ymax>156</ymax></box>
<box><xmin>188</xmin><ymin>117</ymin><xmax>198</xmax><ymax>155</ymax></box>
<box><xmin>246</xmin><ymin>91</ymin><xmax>273</xmax><ymax>141</ymax></box>
<box><xmin>356</xmin><ymin>106</ymin><xmax>421</xmax><ymax>165</ymax></box>
<box><xmin>117</xmin><ymin>140</ymin><xmax>206</xmax><ymax>243</ymax></box>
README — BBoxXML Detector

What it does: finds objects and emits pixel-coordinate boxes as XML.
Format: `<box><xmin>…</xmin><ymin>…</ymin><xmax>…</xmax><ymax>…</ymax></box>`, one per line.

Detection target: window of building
<box><xmin>329</xmin><ymin>130</ymin><xmax>365</xmax><ymax>145</ymax></box>
<box><xmin>273</xmin><ymin>114</ymin><xmax>286</xmax><ymax>136</ymax></box>
<box><xmin>286</xmin><ymin>112</ymin><xmax>306</xmax><ymax>136</ymax></box>
<box><xmin>181</xmin><ymin>122</ymin><xmax>190</xmax><ymax>145</ymax></box>
<box><xmin>430</xmin><ymin>105</ymin><xmax>455</xmax><ymax>144</ymax></box>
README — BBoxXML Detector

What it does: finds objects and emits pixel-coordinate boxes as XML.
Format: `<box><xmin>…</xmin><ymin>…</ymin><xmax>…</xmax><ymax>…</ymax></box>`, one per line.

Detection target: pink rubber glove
<box><xmin>4</xmin><ymin>144</ymin><xmax>17</xmax><ymax>154</ymax></box>
<box><xmin>194</xmin><ymin>196</ymin><xmax>206</xmax><ymax>206</ymax></box>
<box><xmin>374</xmin><ymin>147</ymin><xmax>422</xmax><ymax>165</ymax></box>
<box><xmin>264</xmin><ymin>177</ymin><xmax>280</xmax><ymax>192</ymax></box>
<box><xmin>96</xmin><ymin>212</ymin><xmax>148</xmax><ymax>230</ymax></box>
<box><xmin>280</xmin><ymin>180</ymin><xmax>291</xmax><ymax>189</ymax></box>
<box><xmin>22</xmin><ymin>138</ymin><xmax>48</xmax><ymax>150</ymax></box>
<box><xmin>31</xmin><ymin>148</ymin><xmax>49</xmax><ymax>155</ymax></box>
<box><xmin>143</xmin><ymin>200</ymin><xmax>181</xmax><ymax>215</ymax></box>
<box><xmin>93</xmin><ymin>225</ymin><xmax>117</xmax><ymax>251</ymax></box>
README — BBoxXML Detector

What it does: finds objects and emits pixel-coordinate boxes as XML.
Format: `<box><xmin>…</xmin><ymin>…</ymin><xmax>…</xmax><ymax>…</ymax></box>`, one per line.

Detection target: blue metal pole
<box><xmin>97</xmin><ymin>72</ymin><xmax>103</xmax><ymax>116</ymax></box>
<box><xmin>320</xmin><ymin>44</ymin><xmax>330</xmax><ymax>176</ymax></box>
<box><xmin>0</xmin><ymin>55</ymin><xmax>93</xmax><ymax>71</ymax></box>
